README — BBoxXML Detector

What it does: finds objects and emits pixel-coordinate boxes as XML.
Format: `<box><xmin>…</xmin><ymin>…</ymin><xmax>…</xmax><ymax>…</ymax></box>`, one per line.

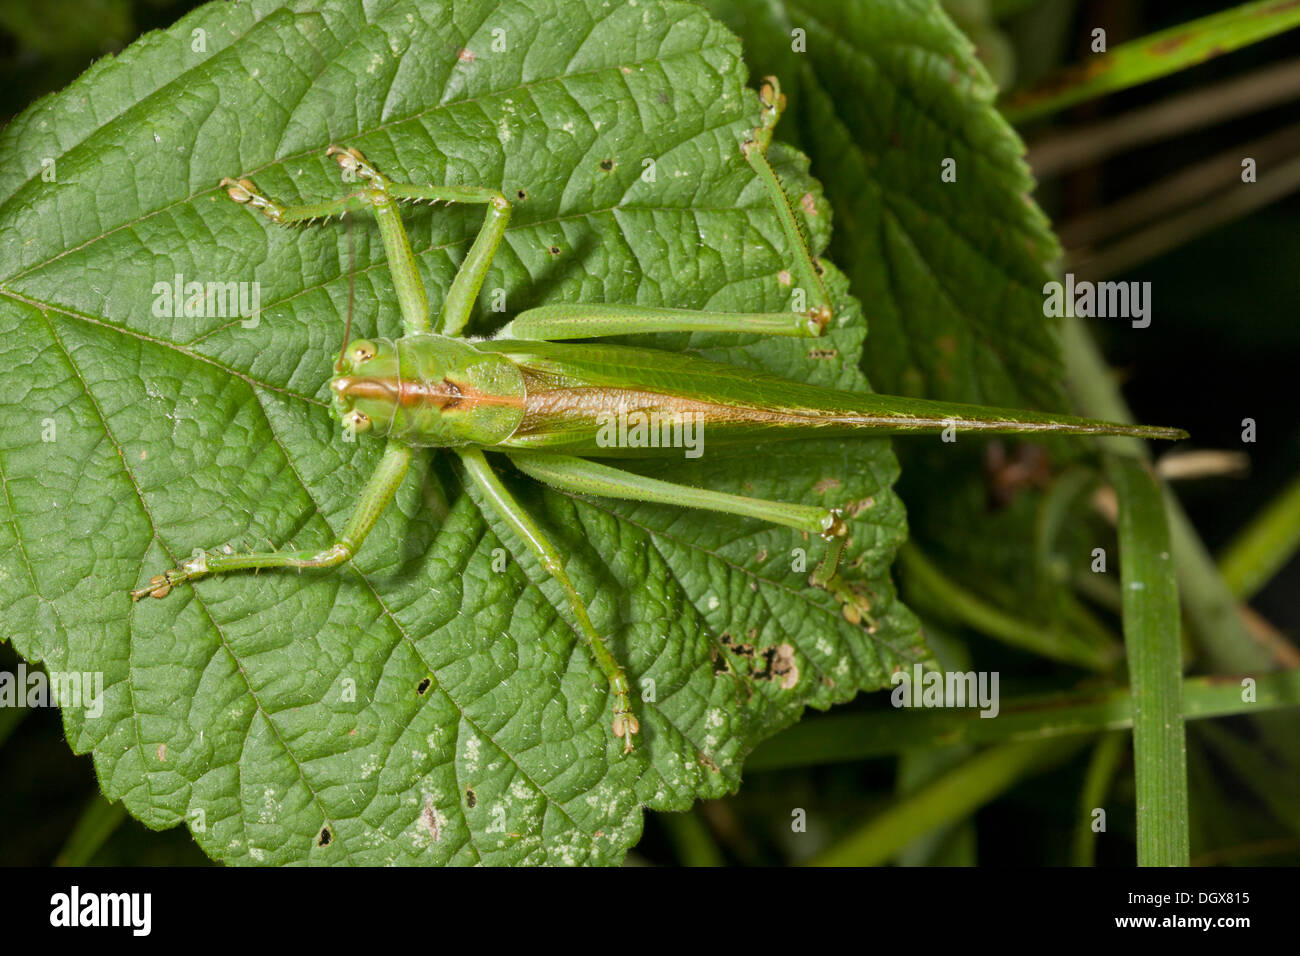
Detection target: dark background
<box><xmin>0</xmin><ymin>0</ymin><xmax>1295</xmax><ymax>866</ymax></box>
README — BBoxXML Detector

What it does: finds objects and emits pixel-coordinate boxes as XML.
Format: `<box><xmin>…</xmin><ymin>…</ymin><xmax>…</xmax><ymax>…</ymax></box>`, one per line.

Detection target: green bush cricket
<box><xmin>130</xmin><ymin>78</ymin><xmax>1185</xmax><ymax>753</ymax></box>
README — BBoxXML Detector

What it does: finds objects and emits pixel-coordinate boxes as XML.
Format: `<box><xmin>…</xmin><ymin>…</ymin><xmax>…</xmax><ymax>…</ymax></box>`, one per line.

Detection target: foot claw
<box><xmin>130</xmin><ymin>573</ymin><xmax>173</xmax><ymax>601</ymax></box>
<box><xmin>327</xmin><ymin>144</ymin><xmax>380</xmax><ymax>183</ymax></box>
<box><xmin>613</xmin><ymin>711</ymin><xmax>640</xmax><ymax>754</ymax></box>
<box><xmin>758</xmin><ymin>75</ymin><xmax>786</xmax><ymax>123</ymax></box>
<box><xmin>219</xmin><ymin>177</ymin><xmax>258</xmax><ymax>203</ymax></box>
<box><xmin>805</xmin><ymin>305</ymin><xmax>832</xmax><ymax>335</ymax></box>
<box><xmin>218</xmin><ymin>176</ymin><xmax>281</xmax><ymax>221</ymax></box>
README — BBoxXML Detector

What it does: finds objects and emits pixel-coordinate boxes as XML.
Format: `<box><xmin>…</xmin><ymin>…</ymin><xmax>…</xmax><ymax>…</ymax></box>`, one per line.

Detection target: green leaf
<box><xmin>701</xmin><ymin>0</ymin><xmax>1064</xmax><ymax>411</ymax></box>
<box><xmin>0</xmin><ymin>0</ymin><xmax>923</xmax><ymax>865</ymax></box>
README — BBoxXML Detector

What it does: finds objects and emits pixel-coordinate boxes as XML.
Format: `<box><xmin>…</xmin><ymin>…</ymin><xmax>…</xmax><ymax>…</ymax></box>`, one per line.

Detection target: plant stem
<box><xmin>1027</xmin><ymin>58</ymin><xmax>1300</xmax><ymax>177</ymax></box>
<box><xmin>1056</xmin><ymin>121</ymin><xmax>1300</xmax><ymax>249</ymax></box>
<box><xmin>1070</xmin><ymin>154</ymin><xmax>1300</xmax><ymax>279</ymax></box>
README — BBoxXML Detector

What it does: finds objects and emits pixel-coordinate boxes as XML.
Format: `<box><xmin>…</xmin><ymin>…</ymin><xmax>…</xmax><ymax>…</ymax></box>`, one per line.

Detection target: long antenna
<box><xmin>335</xmin><ymin>210</ymin><xmax>356</xmax><ymax>373</ymax></box>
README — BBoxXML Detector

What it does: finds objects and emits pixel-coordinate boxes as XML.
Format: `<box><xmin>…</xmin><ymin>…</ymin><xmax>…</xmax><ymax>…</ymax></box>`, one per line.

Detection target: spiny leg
<box><xmin>741</xmin><ymin>76</ymin><xmax>833</xmax><ymax>331</ymax></box>
<box><xmin>457</xmin><ymin>447</ymin><xmax>639</xmax><ymax>753</ymax></box>
<box><xmin>132</xmin><ymin>441</ymin><xmax>411</xmax><ymax>600</ymax></box>
<box><xmin>221</xmin><ymin>146</ymin><xmax>432</xmax><ymax>335</ymax></box>
<box><xmin>318</xmin><ymin>147</ymin><xmax>512</xmax><ymax>337</ymax></box>
<box><xmin>383</xmin><ymin>183</ymin><xmax>511</xmax><ymax>339</ymax></box>
<box><xmin>506</xmin><ymin>452</ymin><xmax>847</xmax><ymax>586</ymax></box>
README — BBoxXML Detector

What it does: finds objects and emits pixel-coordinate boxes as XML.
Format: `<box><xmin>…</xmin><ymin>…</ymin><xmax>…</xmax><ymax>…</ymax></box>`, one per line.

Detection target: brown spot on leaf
<box><xmin>846</xmin><ymin>496</ymin><xmax>875</xmax><ymax>517</ymax></box>
<box><xmin>758</xmin><ymin>643</ymin><xmax>799</xmax><ymax>689</ymax></box>
<box><xmin>1149</xmin><ymin>33</ymin><xmax>1195</xmax><ymax>54</ymax></box>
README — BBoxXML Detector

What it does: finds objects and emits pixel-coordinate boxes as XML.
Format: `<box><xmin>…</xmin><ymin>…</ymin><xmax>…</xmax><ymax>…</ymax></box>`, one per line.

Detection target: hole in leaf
<box><xmin>465</xmin><ymin>787</ymin><xmax>478</xmax><ymax>809</ymax></box>
<box><xmin>317</xmin><ymin>826</ymin><xmax>332</xmax><ymax>847</ymax></box>
<box><xmin>417</xmin><ymin>677</ymin><xmax>432</xmax><ymax>695</ymax></box>
<box><xmin>599</xmin><ymin>158</ymin><xmax>613</xmax><ymax>171</ymax></box>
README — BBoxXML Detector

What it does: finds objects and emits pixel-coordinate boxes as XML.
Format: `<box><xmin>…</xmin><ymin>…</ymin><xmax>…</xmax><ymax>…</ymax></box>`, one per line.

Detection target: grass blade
<box><xmin>745</xmin><ymin>669</ymin><xmax>1300</xmax><ymax>770</ymax></box>
<box><xmin>54</xmin><ymin>795</ymin><xmax>127</xmax><ymax>867</ymax></box>
<box><xmin>806</xmin><ymin>738</ymin><xmax>1088</xmax><ymax>867</ymax></box>
<box><xmin>1001</xmin><ymin>0</ymin><xmax>1300</xmax><ymax>124</ymax></box>
<box><xmin>1072</xmin><ymin>731</ymin><xmax>1127</xmax><ymax>866</ymax></box>
<box><xmin>1107</xmin><ymin>455</ymin><xmax>1188</xmax><ymax>866</ymax></box>
<box><xmin>658</xmin><ymin>809</ymin><xmax>726</xmax><ymax>868</ymax></box>
<box><xmin>1218</xmin><ymin>472</ymin><xmax>1300</xmax><ymax>600</ymax></box>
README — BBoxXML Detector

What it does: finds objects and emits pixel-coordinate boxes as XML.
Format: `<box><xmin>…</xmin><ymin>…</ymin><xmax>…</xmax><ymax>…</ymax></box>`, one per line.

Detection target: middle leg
<box><xmin>506</xmin><ymin>452</ymin><xmax>848</xmax><ymax>587</ymax></box>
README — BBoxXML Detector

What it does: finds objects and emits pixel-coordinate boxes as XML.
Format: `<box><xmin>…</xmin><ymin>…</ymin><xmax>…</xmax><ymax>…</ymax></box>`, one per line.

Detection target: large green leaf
<box><xmin>0</xmin><ymin>0</ymin><xmax>923</xmax><ymax>864</ymax></box>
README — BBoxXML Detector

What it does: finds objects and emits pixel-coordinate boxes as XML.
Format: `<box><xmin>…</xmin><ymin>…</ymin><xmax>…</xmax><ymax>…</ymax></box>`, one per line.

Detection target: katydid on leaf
<box><xmin>129</xmin><ymin>77</ymin><xmax>1185</xmax><ymax>754</ymax></box>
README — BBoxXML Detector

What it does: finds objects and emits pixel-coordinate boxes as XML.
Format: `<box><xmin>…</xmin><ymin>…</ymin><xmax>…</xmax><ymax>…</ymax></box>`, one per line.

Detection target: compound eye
<box><xmin>351</xmin><ymin>341</ymin><xmax>376</xmax><ymax>364</ymax></box>
<box><xmin>344</xmin><ymin>409</ymin><xmax>372</xmax><ymax>433</ymax></box>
